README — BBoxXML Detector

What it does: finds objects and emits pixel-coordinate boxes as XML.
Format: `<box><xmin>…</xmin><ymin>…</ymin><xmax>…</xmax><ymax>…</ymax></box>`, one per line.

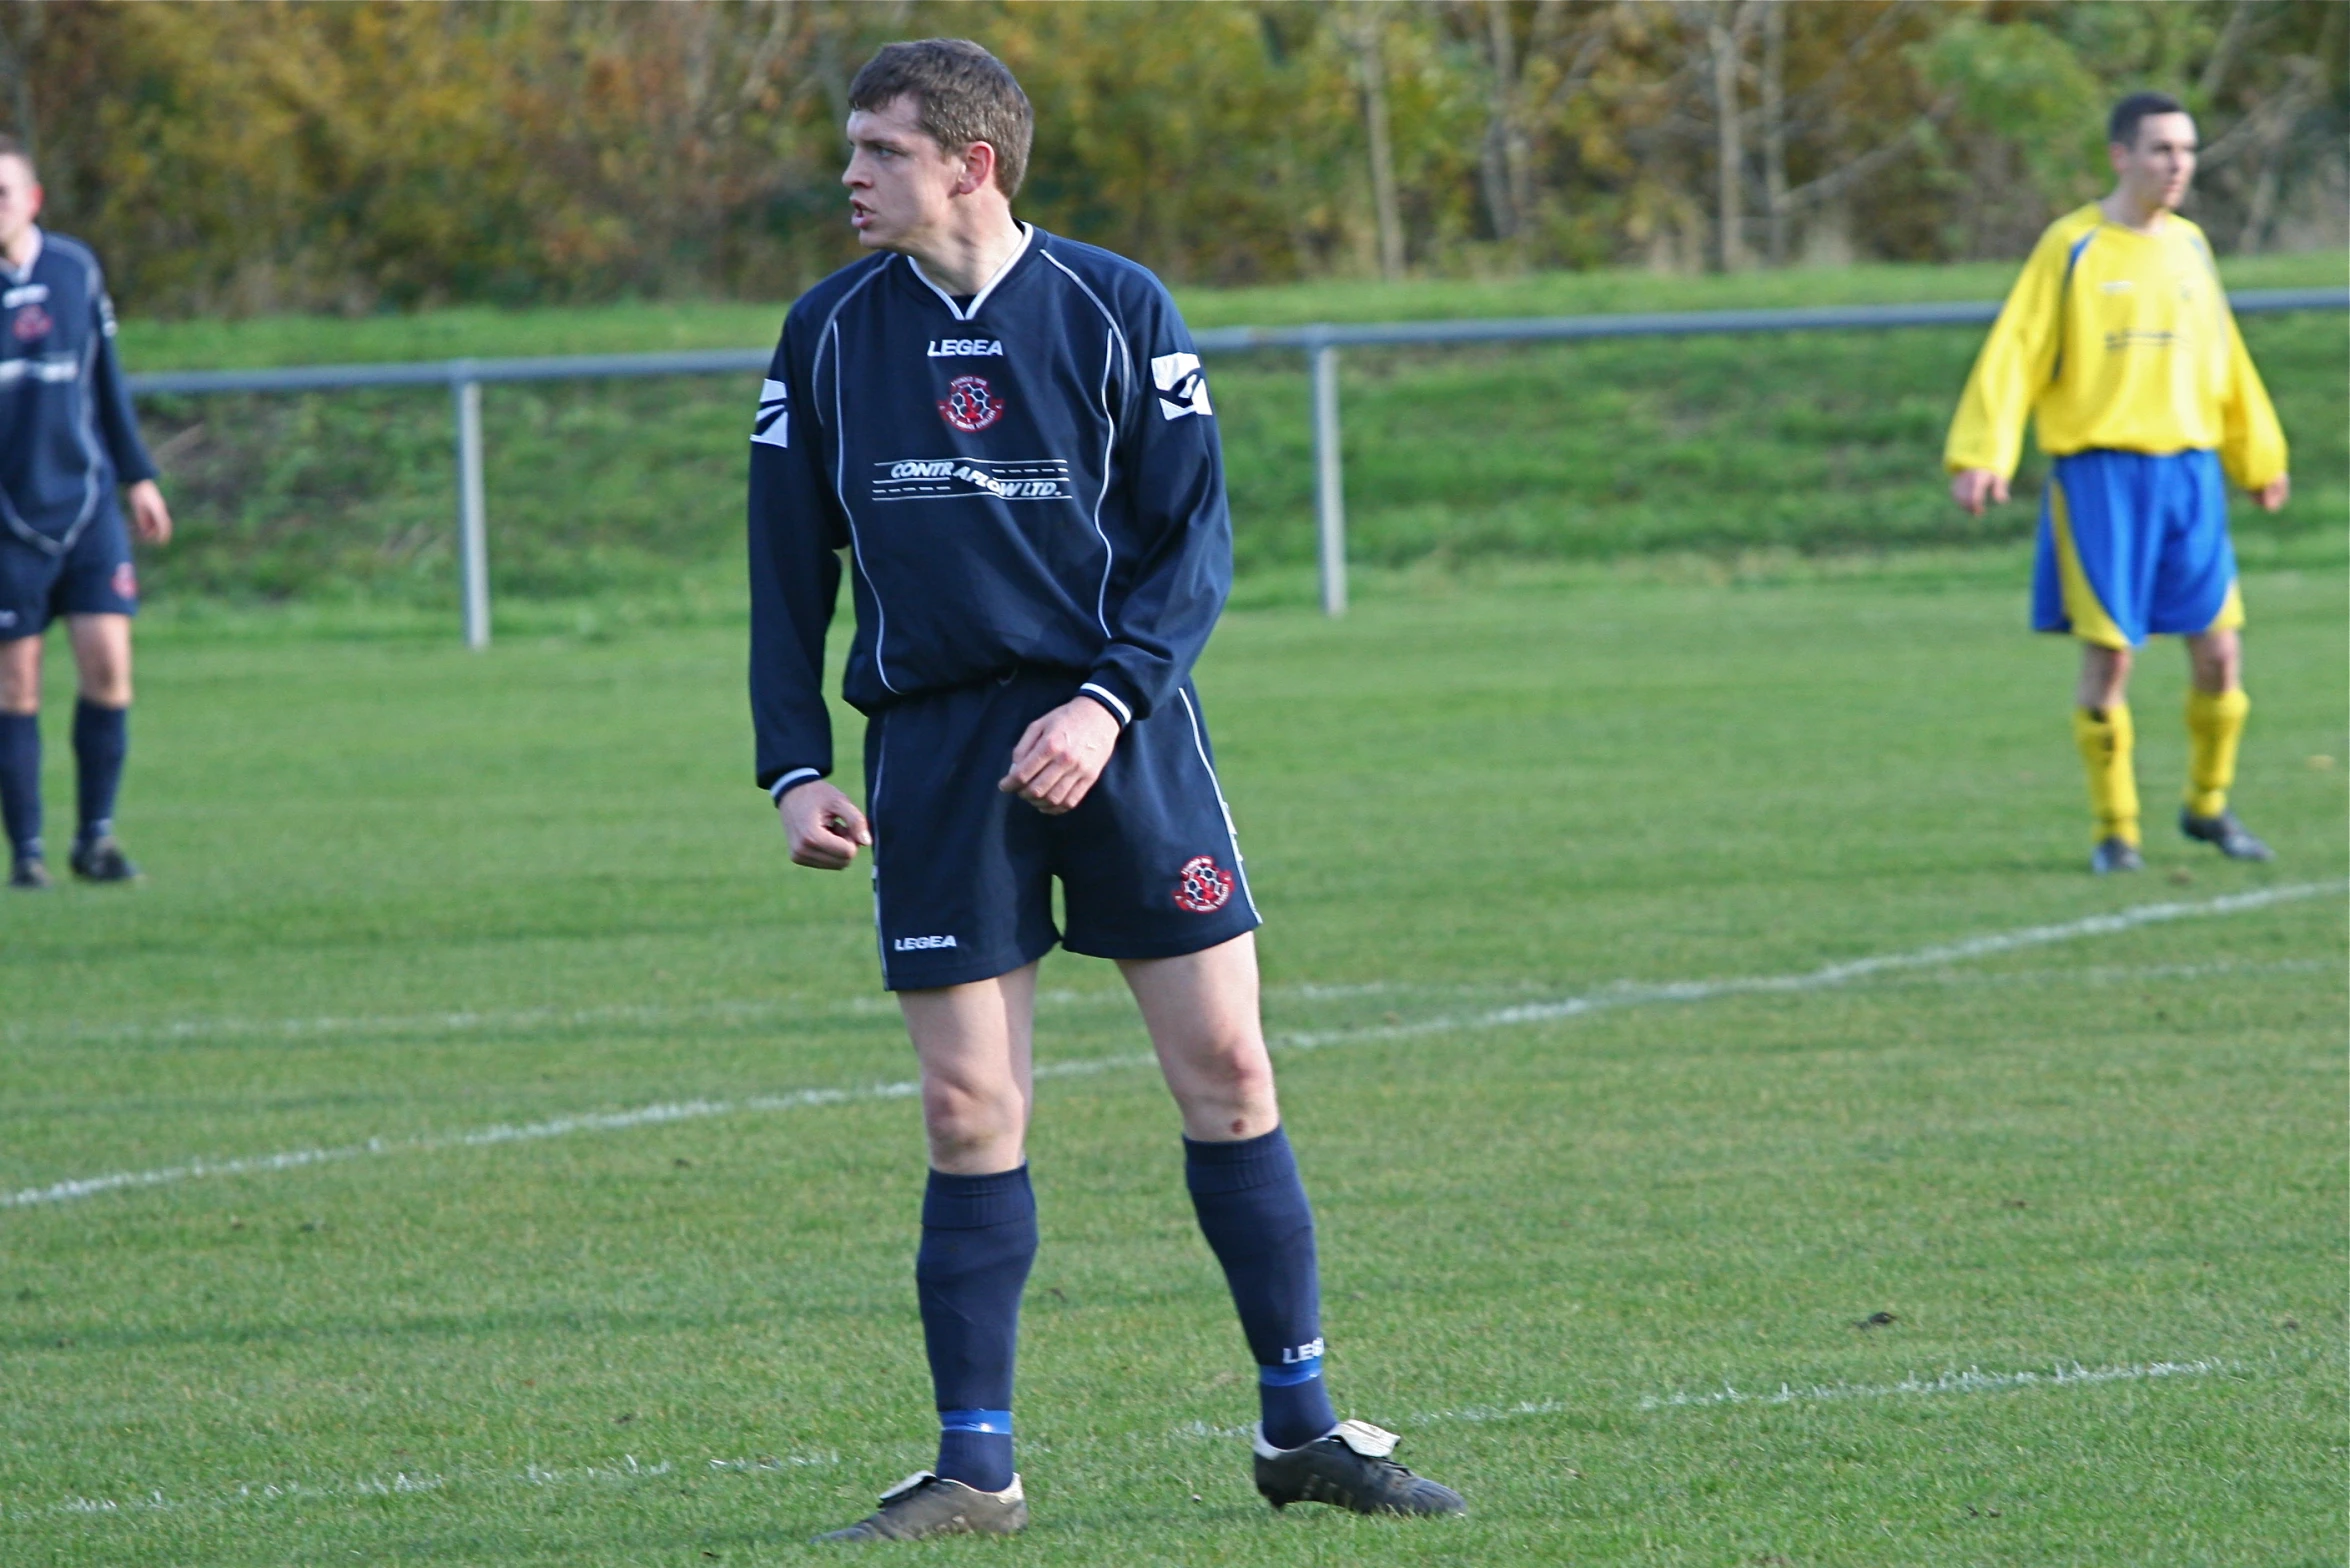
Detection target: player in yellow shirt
<box><xmin>1946</xmin><ymin>91</ymin><xmax>2290</xmax><ymax>875</ymax></box>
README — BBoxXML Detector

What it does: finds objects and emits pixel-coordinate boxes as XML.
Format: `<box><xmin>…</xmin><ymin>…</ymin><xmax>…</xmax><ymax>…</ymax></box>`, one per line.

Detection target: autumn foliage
<box><xmin>0</xmin><ymin>1</ymin><xmax>2338</xmax><ymax>317</ymax></box>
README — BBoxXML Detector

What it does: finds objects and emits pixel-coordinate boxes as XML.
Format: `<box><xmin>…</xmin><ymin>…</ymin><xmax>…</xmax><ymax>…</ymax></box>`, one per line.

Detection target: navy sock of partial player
<box><xmin>0</xmin><ymin>711</ymin><xmax>40</xmax><ymax>859</ymax></box>
<box><xmin>917</xmin><ymin>1165</ymin><xmax>1036</xmax><ymax>1493</ymax></box>
<box><xmin>72</xmin><ymin>700</ymin><xmax>127</xmax><ymax>846</ymax></box>
<box><xmin>1184</xmin><ymin>1126</ymin><xmax>1338</xmax><ymax>1450</ymax></box>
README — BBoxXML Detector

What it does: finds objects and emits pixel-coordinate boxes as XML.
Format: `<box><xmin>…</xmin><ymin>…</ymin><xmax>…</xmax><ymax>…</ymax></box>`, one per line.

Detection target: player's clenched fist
<box><xmin>126</xmin><ymin>479</ymin><xmax>173</xmax><ymax>544</ymax></box>
<box><xmin>999</xmin><ymin>695</ymin><xmax>1121</xmax><ymax>815</ymax></box>
<box><xmin>779</xmin><ymin>779</ymin><xmax>871</xmax><ymax>869</ymax></box>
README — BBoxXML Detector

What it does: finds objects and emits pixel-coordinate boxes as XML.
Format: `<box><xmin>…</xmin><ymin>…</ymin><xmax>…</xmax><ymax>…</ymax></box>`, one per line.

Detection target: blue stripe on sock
<box><xmin>1259</xmin><ymin>1356</ymin><xmax>1324</xmax><ymax>1388</ymax></box>
<box><xmin>939</xmin><ymin>1408</ymin><xmax>1014</xmax><ymax>1435</ymax></box>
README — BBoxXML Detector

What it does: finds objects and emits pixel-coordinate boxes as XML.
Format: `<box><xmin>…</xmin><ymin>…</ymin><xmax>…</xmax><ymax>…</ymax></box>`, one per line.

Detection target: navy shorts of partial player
<box><xmin>2032</xmin><ymin>447</ymin><xmax>2241</xmax><ymax>649</ymax></box>
<box><xmin>868</xmin><ymin>668</ymin><xmax>1257</xmax><ymax>991</ymax></box>
<box><xmin>0</xmin><ymin>501</ymin><xmax>136</xmax><ymax>638</ymax></box>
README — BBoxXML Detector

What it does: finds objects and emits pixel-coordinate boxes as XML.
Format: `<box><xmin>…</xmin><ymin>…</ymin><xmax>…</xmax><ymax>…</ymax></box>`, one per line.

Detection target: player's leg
<box><xmin>2042</xmin><ymin>454</ymin><xmax>2149</xmax><ymax>872</ymax></box>
<box><xmin>1063</xmin><ymin>681</ymin><xmax>1459</xmax><ymax>1516</ymax></box>
<box><xmin>1121</xmin><ymin>935</ymin><xmax>1462</xmax><ymax>1516</ymax></box>
<box><xmin>2179</xmin><ymin>624</ymin><xmax>2268</xmax><ymax>859</ymax></box>
<box><xmin>55</xmin><ymin>512</ymin><xmax>142</xmax><ymax>881</ymax></box>
<box><xmin>2073</xmin><ymin>640</ymin><xmax>2142</xmax><ymax>873</ymax></box>
<box><xmin>64</xmin><ymin>612</ymin><xmax>138</xmax><ymax>880</ymax></box>
<box><xmin>0</xmin><ymin>630</ymin><xmax>45</xmax><ymax>886</ymax></box>
<box><xmin>818</xmin><ymin>686</ymin><xmax>1053</xmax><ymax>1543</ymax></box>
<box><xmin>2160</xmin><ymin>453</ymin><xmax>2270</xmax><ymax>860</ymax></box>
<box><xmin>816</xmin><ymin>987</ymin><xmax>1041</xmax><ymax>1545</ymax></box>
<box><xmin>899</xmin><ymin>964</ymin><xmax>1038</xmax><ymax>1490</ymax></box>
<box><xmin>1119</xmin><ymin>934</ymin><xmax>1326</xmax><ymax>1437</ymax></box>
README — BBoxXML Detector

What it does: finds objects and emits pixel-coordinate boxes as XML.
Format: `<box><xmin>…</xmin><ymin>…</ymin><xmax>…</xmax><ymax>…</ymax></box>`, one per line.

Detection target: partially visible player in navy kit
<box><xmin>747</xmin><ymin>39</ymin><xmax>1462</xmax><ymax>1544</ymax></box>
<box><xmin>0</xmin><ymin>138</ymin><xmax>171</xmax><ymax>889</ymax></box>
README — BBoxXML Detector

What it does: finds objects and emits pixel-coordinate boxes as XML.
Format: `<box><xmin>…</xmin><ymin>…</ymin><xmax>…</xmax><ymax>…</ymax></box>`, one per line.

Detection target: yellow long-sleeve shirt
<box><xmin>1943</xmin><ymin>203</ymin><xmax>2288</xmax><ymax>490</ymax></box>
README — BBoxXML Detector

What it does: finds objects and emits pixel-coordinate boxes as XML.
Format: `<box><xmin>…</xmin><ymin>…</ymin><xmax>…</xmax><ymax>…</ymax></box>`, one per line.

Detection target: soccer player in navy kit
<box><xmin>0</xmin><ymin>139</ymin><xmax>171</xmax><ymax>889</ymax></box>
<box><xmin>748</xmin><ymin>40</ymin><xmax>1462</xmax><ymax>1543</ymax></box>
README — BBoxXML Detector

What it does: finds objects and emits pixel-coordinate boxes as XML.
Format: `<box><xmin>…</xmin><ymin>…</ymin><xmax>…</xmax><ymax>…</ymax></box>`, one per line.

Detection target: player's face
<box><xmin>2111</xmin><ymin>112</ymin><xmax>2197</xmax><ymax>214</ymax></box>
<box><xmin>843</xmin><ymin>96</ymin><xmax>969</xmax><ymax>252</ymax></box>
<box><xmin>0</xmin><ymin>156</ymin><xmax>42</xmax><ymax>250</ymax></box>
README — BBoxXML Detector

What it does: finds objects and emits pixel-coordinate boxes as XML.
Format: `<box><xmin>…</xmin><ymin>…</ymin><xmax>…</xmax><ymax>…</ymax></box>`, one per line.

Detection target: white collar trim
<box><xmin>906</xmin><ymin>223</ymin><xmax>1033</xmax><ymax>322</ymax></box>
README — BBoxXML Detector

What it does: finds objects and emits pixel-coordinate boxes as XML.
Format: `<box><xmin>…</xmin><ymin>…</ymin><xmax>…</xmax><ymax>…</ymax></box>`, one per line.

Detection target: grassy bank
<box><xmin>121</xmin><ymin>253</ymin><xmax>2345</xmax><ymax>606</ymax></box>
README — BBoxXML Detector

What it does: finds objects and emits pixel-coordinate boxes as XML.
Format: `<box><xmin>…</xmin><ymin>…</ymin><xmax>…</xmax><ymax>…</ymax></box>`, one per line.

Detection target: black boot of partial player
<box><xmin>1253</xmin><ymin>1420</ymin><xmax>1465</xmax><ymax>1517</ymax></box>
<box><xmin>9</xmin><ymin>854</ymin><xmax>50</xmax><ymax>889</ymax></box>
<box><xmin>2178</xmin><ymin>807</ymin><xmax>2273</xmax><ymax>862</ymax></box>
<box><xmin>69</xmin><ymin>834</ymin><xmax>140</xmax><ymax>883</ymax></box>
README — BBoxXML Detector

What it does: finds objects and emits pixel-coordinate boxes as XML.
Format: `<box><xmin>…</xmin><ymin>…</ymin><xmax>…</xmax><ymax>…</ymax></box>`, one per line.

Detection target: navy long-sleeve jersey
<box><xmin>747</xmin><ymin>225</ymin><xmax>1230</xmax><ymax>796</ymax></box>
<box><xmin>0</xmin><ymin>229</ymin><xmax>157</xmax><ymax>556</ymax></box>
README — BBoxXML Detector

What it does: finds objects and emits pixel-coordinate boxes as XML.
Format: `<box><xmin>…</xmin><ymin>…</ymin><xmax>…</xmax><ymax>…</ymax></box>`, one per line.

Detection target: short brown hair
<box><xmin>849</xmin><ymin>39</ymin><xmax>1032</xmax><ymax>198</ymax></box>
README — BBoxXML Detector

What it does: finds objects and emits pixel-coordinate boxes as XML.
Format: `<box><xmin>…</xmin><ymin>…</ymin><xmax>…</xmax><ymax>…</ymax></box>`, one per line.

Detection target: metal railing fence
<box><xmin>127</xmin><ymin>286</ymin><xmax>2346</xmax><ymax>642</ymax></box>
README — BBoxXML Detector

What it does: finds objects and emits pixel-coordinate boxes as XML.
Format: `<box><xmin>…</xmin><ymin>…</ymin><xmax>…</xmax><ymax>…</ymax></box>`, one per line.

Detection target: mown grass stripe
<box><xmin>7</xmin><ymin>882</ymin><xmax>2332</xmax><ymax>1213</ymax></box>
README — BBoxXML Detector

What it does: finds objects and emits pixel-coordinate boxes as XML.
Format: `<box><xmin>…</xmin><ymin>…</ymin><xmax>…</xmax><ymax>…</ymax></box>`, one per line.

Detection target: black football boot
<box><xmin>1253</xmin><ymin>1419</ymin><xmax>1465</xmax><ymax>1517</ymax></box>
<box><xmin>2178</xmin><ymin>807</ymin><xmax>2273</xmax><ymax>862</ymax></box>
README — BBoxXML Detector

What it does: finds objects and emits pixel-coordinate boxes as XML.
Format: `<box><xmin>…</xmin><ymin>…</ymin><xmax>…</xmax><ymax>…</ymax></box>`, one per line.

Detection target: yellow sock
<box><xmin>2073</xmin><ymin>705</ymin><xmax>2140</xmax><ymax>845</ymax></box>
<box><xmin>2184</xmin><ymin>688</ymin><xmax>2250</xmax><ymax>819</ymax></box>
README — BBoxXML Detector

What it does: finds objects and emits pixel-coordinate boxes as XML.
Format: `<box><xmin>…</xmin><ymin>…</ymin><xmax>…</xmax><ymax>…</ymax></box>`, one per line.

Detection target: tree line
<box><xmin>2</xmin><ymin>0</ymin><xmax>2339</xmax><ymax>317</ymax></box>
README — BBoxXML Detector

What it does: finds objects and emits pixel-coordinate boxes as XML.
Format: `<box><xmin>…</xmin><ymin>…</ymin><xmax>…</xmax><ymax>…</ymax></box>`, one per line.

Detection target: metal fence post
<box><xmin>114</xmin><ymin>289</ymin><xmax>2334</xmax><ymax>643</ymax></box>
<box><xmin>1310</xmin><ymin>335</ymin><xmax>1346</xmax><ymax>617</ymax></box>
<box><xmin>450</xmin><ymin>367</ymin><xmax>490</xmax><ymax>649</ymax></box>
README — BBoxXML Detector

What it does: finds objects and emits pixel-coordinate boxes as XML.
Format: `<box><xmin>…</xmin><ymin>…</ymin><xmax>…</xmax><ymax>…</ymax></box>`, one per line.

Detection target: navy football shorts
<box><xmin>0</xmin><ymin>508</ymin><xmax>137</xmax><ymax>640</ymax></box>
<box><xmin>863</xmin><ymin>667</ymin><xmax>1262</xmax><ymax>991</ymax></box>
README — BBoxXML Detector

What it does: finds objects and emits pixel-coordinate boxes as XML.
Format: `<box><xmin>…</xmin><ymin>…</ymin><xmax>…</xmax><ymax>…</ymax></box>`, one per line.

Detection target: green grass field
<box><xmin>123</xmin><ymin>252</ymin><xmax>2346</xmax><ymax>605</ymax></box>
<box><xmin>3</xmin><ymin>563</ymin><xmax>2342</xmax><ymax>1564</ymax></box>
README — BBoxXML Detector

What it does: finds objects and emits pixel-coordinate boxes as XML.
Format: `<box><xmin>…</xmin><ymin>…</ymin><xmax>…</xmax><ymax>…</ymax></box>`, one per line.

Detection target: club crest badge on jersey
<box><xmin>1173</xmin><ymin>854</ymin><xmax>1236</xmax><ymax>913</ymax></box>
<box><xmin>12</xmin><ymin>305</ymin><xmax>50</xmax><ymax>342</ymax></box>
<box><xmin>938</xmin><ymin>375</ymin><xmax>1004</xmax><ymax>434</ymax></box>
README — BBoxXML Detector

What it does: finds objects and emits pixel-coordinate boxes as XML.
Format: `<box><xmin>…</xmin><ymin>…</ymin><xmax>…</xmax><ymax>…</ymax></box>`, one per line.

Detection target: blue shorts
<box><xmin>0</xmin><ymin>507</ymin><xmax>137</xmax><ymax>640</ymax></box>
<box><xmin>2032</xmin><ymin>448</ymin><xmax>2241</xmax><ymax>649</ymax></box>
<box><xmin>864</xmin><ymin>668</ymin><xmax>1262</xmax><ymax>991</ymax></box>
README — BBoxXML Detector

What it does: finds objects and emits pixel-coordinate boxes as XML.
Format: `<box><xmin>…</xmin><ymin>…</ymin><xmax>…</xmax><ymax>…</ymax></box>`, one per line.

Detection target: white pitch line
<box><xmin>1170</xmin><ymin>1356</ymin><xmax>2243</xmax><ymax>1444</ymax></box>
<box><xmin>19</xmin><ymin>883</ymin><xmax>2340</xmax><ymax>1050</ymax></box>
<box><xmin>7</xmin><ymin>987</ymin><xmax>1097</xmax><ymax>1049</ymax></box>
<box><xmin>3</xmin><ymin>1449</ymin><xmax>837</xmax><ymax>1525</ymax></box>
<box><xmin>15</xmin><ymin>977</ymin><xmax>1440</xmax><ymax>1050</ymax></box>
<box><xmin>1270</xmin><ymin>880</ymin><xmax>2342</xmax><ymax>1052</ymax></box>
<box><xmin>1636</xmin><ymin>1356</ymin><xmax>2242</xmax><ymax>1411</ymax></box>
<box><xmin>5</xmin><ymin>882</ymin><xmax>2336</xmax><ymax>1212</ymax></box>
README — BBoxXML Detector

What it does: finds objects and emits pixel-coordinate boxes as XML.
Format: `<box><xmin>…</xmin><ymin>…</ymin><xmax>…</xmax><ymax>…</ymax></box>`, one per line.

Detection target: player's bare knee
<box><xmin>2187</xmin><ymin>631</ymin><xmax>2239</xmax><ymax>693</ymax></box>
<box><xmin>2076</xmin><ymin>644</ymin><xmax>2131</xmax><ymax>711</ymax></box>
<box><xmin>1181</xmin><ymin>1037</ymin><xmax>1276</xmax><ymax>1130</ymax></box>
<box><xmin>921</xmin><ymin>1081</ymin><xmax>1023</xmax><ymax>1154</ymax></box>
<box><xmin>1220</xmin><ymin>1046</ymin><xmax>1275</xmax><ymax>1108</ymax></box>
<box><xmin>79</xmin><ymin>672</ymin><xmax>130</xmax><ymax>707</ymax></box>
<box><xmin>0</xmin><ymin>637</ymin><xmax>38</xmax><ymax>714</ymax></box>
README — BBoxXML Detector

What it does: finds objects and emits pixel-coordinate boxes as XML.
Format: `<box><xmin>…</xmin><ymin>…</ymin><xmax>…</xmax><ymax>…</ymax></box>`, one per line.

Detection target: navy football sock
<box><xmin>1185</xmin><ymin>1126</ymin><xmax>1339</xmax><ymax>1450</ymax></box>
<box><xmin>0</xmin><ymin>711</ymin><xmax>41</xmax><ymax>859</ymax></box>
<box><xmin>72</xmin><ymin>699</ymin><xmax>127</xmax><ymax>846</ymax></box>
<box><xmin>917</xmin><ymin>1165</ymin><xmax>1036</xmax><ymax>1493</ymax></box>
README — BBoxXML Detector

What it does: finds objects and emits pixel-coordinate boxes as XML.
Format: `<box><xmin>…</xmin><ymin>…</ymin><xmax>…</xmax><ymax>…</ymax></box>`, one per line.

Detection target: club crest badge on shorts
<box><xmin>111</xmin><ymin>562</ymin><xmax>137</xmax><ymax>601</ymax></box>
<box><xmin>937</xmin><ymin>375</ymin><xmax>1004</xmax><ymax>434</ymax></box>
<box><xmin>1173</xmin><ymin>854</ymin><xmax>1235</xmax><ymax>913</ymax></box>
